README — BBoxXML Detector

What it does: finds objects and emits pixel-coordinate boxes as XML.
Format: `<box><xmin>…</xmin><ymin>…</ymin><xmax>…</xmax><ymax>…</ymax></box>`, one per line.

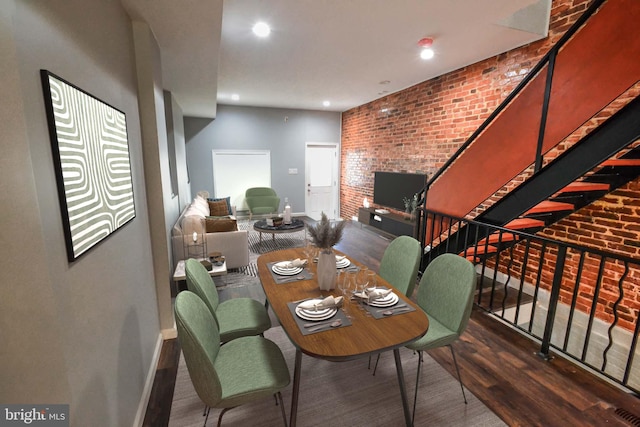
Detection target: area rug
<box><xmin>225</xmin><ymin>219</ymin><xmax>308</xmax><ymax>279</ymax></box>
<box><xmin>168</xmin><ymin>326</ymin><xmax>505</xmax><ymax>427</ymax></box>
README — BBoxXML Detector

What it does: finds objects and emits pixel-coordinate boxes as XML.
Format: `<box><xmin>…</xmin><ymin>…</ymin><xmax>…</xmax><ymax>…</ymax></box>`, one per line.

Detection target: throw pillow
<box><xmin>192</xmin><ymin>195</ymin><xmax>210</xmax><ymax>216</ymax></box>
<box><xmin>208</xmin><ymin>196</ymin><xmax>232</xmax><ymax>215</ymax></box>
<box><xmin>183</xmin><ymin>205</ymin><xmax>205</xmax><ymax>218</ymax></box>
<box><xmin>205</xmin><ymin>217</ymin><xmax>238</xmax><ymax>233</ymax></box>
<box><xmin>208</xmin><ymin>197</ymin><xmax>231</xmax><ymax>216</ymax></box>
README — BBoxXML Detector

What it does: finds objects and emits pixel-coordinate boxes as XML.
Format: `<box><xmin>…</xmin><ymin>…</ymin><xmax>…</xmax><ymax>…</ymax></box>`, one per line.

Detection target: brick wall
<box><xmin>341</xmin><ymin>0</ymin><xmax>640</xmax><ymax>331</ymax></box>
<box><xmin>342</xmin><ymin>0</ymin><xmax>595</xmax><ymax>219</ymax></box>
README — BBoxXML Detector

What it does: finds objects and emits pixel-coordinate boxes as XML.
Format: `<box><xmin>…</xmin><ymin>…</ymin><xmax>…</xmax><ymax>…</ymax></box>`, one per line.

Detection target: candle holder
<box><xmin>181</xmin><ymin>216</ymin><xmax>207</xmax><ymax>260</ymax></box>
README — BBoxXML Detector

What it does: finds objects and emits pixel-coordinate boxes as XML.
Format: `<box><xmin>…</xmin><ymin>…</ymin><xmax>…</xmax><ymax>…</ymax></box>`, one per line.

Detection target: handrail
<box><xmin>417</xmin><ymin>0</ymin><xmax>607</xmax><ymax>196</ymax></box>
<box><xmin>420</xmin><ymin>208</ymin><xmax>640</xmax><ymax>395</ymax></box>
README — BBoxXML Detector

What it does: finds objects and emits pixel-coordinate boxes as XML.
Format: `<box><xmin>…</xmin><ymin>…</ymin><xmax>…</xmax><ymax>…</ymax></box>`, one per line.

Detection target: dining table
<box><xmin>257</xmin><ymin>247</ymin><xmax>429</xmax><ymax>427</ymax></box>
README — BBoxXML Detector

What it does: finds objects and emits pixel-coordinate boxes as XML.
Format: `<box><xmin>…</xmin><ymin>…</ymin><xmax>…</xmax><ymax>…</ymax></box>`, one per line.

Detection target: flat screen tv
<box><xmin>373</xmin><ymin>171</ymin><xmax>427</xmax><ymax>212</ymax></box>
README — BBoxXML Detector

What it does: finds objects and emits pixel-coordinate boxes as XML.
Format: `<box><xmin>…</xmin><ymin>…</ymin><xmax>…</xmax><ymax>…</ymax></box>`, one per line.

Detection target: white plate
<box><xmin>295</xmin><ymin>301</ymin><xmax>337</xmax><ymax>321</ymax></box>
<box><xmin>336</xmin><ymin>258</ymin><xmax>351</xmax><ymax>268</ymax></box>
<box><xmin>272</xmin><ymin>265</ymin><xmax>303</xmax><ymax>276</ymax></box>
<box><xmin>275</xmin><ymin>261</ymin><xmax>300</xmax><ymax>269</ymax></box>
<box><xmin>367</xmin><ymin>292</ymin><xmax>399</xmax><ymax>307</ymax></box>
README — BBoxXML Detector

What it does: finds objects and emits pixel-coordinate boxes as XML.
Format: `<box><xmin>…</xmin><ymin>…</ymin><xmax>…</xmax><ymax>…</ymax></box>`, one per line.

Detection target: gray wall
<box><xmin>1</xmin><ymin>1</ymin><xmax>167</xmax><ymax>425</ymax></box>
<box><xmin>184</xmin><ymin>104</ymin><xmax>341</xmax><ymax>214</ymax></box>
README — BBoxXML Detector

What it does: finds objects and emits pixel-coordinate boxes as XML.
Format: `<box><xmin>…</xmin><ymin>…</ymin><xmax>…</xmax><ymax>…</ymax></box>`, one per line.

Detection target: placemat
<box><xmin>355</xmin><ymin>290</ymin><xmax>416</xmax><ymax>319</ymax></box>
<box><xmin>268</xmin><ymin>262</ymin><xmax>314</xmax><ymax>284</ymax></box>
<box><xmin>287</xmin><ymin>300</ymin><xmax>352</xmax><ymax>335</ymax></box>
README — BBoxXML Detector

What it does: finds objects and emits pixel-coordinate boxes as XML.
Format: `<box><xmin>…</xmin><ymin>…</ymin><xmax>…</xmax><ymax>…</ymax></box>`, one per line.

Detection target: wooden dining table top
<box><xmin>257</xmin><ymin>247</ymin><xmax>429</xmax><ymax>362</ymax></box>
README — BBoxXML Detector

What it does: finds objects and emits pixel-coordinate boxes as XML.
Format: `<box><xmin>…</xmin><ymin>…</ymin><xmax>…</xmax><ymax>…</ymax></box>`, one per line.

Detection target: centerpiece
<box><xmin>307</xmin><ymin>212</ymin><xmax>346</xmax><ymax>290</ymax></box>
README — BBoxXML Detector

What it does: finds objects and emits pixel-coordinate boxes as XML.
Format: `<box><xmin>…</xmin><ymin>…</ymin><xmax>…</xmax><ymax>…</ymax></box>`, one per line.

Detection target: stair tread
<box><xmin>478</xmin><ymin>233</ymin><xmax>518</xmax><ymax>244</ymax></box>
<box><xmin>505</xmin><ymin>218</ymin><xmax>545</xmax><ymax>229</ymax></box>
<box><xmin>461</xmin><ymin>245</ymin><xmax>498</xmax><ymax>256</ymax></box>
<box><xmin>600</xmin><ymin>159</ymin><xmax>640</xmax><ymax>167</ymax></box>
<box><xmin>525</xmin><ymin>200</ymin><xmax>574</xmax><ymax>214</ymax></box>
<box><xmin>560</xmin><ymin>182</ymin><xmax>610</xmax><ymax>192</ymax></box>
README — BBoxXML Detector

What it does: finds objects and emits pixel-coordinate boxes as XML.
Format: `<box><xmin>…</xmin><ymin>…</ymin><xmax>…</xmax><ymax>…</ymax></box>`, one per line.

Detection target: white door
<box><xmin>305</xmin><ymin>143</ymin><xmax>339</xmax><ymax>220</ymax></box>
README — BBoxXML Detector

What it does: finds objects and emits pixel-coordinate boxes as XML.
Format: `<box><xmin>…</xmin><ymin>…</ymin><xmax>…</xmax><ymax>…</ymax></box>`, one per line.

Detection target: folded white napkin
<box><xmin>278</xmin><ymin>258</ymin><xmax>308</xmax><ymax>269</ymax></box>
<box><xmin>366</xmin><ymin>288</ymin><xmax>392</xmax><ymax>300</ymax></box>
<box><xmin>336</xmin><ymin>255</ymin><xmax>347</xmax><ymax>261</ymax></box>
<box><xmin>298</xmin><ymin>295</ymin><xmax>343</xmax><ymax>311</ymax></box>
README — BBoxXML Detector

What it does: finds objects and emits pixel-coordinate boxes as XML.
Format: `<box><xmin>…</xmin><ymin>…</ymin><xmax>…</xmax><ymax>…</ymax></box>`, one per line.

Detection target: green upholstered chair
<box><xmin>185</xmin><ymin>258</ymin><xmax>271</xmax><ymax>342</ymax></box>
<box><xmin>369</xmin><ymin>235</ymin><xmax>422</xmax><ymax>374</ymax></box>
<box><xmin>245</xmin><ymin>187</ymin><xmax>280</xmax><ymax>220</ymax></box>
<box><xmin>174</xmin><ymin>291</ymin><xmax>290</xmax><ymax>427</ymax></box>
<box><xmin>406</xmin><ymin>253</ymin><xmax>476</xmax><ymax>424</ymax></box>
<box><xmin>379</xmin><ymin>235</ymin><xmax>421</xmax><ymax>297</ymax></box>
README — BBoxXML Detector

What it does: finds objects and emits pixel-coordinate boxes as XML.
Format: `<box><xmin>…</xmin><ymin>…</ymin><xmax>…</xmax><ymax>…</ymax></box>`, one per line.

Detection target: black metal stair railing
<box><xmin>422</xmin><ymin>209</ymin><xmax>640</xmax><ymax>396</ymax></box>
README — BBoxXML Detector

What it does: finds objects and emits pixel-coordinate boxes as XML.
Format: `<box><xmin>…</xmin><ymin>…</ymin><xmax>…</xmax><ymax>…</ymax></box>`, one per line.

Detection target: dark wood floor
<box><xmin>143</xmin><ymin>219</ymin><xmax>640</xmax><ymax>427</ymax></box>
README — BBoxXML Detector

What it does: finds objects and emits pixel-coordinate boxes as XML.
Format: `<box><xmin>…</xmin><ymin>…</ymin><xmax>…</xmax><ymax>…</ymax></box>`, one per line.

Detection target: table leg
<box><xmin>394</xmin><ymin>348</ymin><xmax>413</xmax><ymax>427</ymax></box>
<box><xmin>272</xmin><ymin>232</ymin><xmax>275</xmax><ymax>242</ymax></box>
<box><xmin>290</xmin><ymin>349</ymin><xmax>302</xmax><ymax>427</ymax></box>
<box><xmin>259</xmin><ymin>231</ymin><xmax>263</xmax><ymax>243</ymax></box>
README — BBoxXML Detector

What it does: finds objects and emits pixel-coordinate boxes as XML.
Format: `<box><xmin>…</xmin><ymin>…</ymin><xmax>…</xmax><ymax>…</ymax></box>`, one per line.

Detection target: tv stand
<box><xmin>358</xmin><ymin>207</ymin><xmax>416</xmax><ymax>238</ymax></box>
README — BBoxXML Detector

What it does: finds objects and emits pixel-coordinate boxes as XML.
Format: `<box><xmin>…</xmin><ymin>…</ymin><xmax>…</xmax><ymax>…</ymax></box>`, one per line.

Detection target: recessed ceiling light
<box><xmin>323</xmin><ymin>101</ymin><xmax>331</xmax><ymax>107</ymax></box>
<box><xmin>252</xmin><ymin>22</ymin><xmax>271</xmax><ymax>38</ymax></box>
<box><xmin>420</xmin><ymin>48</ymin><xmax>435</xmax><ymax>60</ymax></box>
<box><xmin>231</xmin><ymin>94</ymin><xmax>240</xmax><ymax>101</ymax></box>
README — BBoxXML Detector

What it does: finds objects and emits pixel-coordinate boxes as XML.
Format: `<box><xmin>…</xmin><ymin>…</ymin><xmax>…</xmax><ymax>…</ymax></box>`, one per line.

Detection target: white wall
<box><xmin>1</xmin><ymin>1</ymin><xmax>164</xmax><ymax>425</ymax></box>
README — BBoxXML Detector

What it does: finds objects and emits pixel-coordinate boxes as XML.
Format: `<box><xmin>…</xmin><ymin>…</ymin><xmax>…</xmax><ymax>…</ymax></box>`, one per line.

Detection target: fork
<box><xmin>277</xmin><ymin>276</ymin><xmax>305</xmax><ymax>283</ymax></box>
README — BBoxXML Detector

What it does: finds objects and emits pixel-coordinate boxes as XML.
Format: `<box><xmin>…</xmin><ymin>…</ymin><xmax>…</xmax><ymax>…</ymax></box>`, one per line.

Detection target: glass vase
<box><xmin>317</xmin><ymin>248</ymin><xmax>337</xmax><ymax>291</ymax></box>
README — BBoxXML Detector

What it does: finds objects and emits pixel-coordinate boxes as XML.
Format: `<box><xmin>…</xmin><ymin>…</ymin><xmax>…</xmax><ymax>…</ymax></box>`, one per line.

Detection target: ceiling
<box><xmin>122</xmin><ymin>0</ymin><xmax>551</xmax><ymax>118</ymax></box>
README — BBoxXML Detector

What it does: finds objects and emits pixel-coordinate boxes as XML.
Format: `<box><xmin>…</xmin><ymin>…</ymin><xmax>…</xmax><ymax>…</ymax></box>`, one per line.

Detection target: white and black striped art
<box><xmin>41</xmin><ymin>70</ymin><xmax>135</xmax><ymax>261</ymax></box>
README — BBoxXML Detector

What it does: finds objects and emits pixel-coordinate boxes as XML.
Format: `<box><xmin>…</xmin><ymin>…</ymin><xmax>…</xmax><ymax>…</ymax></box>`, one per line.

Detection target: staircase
<box><xmin>458</xmin><ymin>97</ymin><xmax>640</xmax><ymax>261</ymax></box>
<box><xmin>418</xmin><ymin>0</ymin><xmax>640</xmax><ymax>263</ymax></box>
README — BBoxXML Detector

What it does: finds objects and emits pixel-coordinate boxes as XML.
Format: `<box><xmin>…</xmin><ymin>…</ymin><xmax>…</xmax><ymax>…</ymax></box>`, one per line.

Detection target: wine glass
<box><xmin>340</xmin><ymin>270</ymin><xmax>357</xmax><ymax>318</ymax></box>
<box><xmin>365</xmin><ymin>270</ymin><xmax>377</xmax><ymax>292</ymax></box>
<box><xmin>358</xmin><ymin>267</ymin><xmax>371</xmax><ymax>295</ymax></box>
<box><xmin>302</xmin><ymin>240</ymin><xmax>313</xmax><ymax>263</ymax></box>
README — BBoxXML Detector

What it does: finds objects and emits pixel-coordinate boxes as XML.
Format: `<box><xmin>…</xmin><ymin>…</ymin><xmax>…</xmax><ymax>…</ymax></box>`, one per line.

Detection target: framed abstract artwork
<box><xmin>41</xmin><ymin>70</ymin><xmax>136</xmax><ymax>262</ymax></box>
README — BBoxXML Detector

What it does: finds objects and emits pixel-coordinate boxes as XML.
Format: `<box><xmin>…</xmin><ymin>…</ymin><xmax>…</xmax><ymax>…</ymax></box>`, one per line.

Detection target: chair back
<box><xmin>174</xmin><ymin>291</ymin><xmax>223</xmax><ymax>406</ymax></box>
<box><xmin>417</xmin><ymin>253</ymin><xmax>476</xmax><ymax>336</ymax></box>
<box><xmin>245</xmin><ymin>187</ymin><xmax>280</xmax><ymax>213</ymax></box>
<box><xmin>245</xmin><ymin>187</ymin><xmax>277</xmax><ymax>197</ymax></box>
<box><xmin>379</xmin><ymin>235</ymin><xmax>421</xmax><ymax>297</ymax></box>
<box><xmin>185</xmin><ymin>259</ymin><xmax>221</xmax><ymax>324</ymax></box>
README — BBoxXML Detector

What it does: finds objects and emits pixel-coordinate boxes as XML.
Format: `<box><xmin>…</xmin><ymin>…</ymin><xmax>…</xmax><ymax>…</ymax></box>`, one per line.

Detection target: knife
<box><xmin>375</xmin><ymin>304</ymin><xmax>408</xmax><ymax>313</ymax></box>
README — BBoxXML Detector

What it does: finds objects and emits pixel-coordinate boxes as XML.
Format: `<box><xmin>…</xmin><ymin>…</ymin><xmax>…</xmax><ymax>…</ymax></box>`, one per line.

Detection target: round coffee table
<box><xmin>253</xmin><ymin>218</ymin><xmax>306</xmax><ymax>243</ymax></box>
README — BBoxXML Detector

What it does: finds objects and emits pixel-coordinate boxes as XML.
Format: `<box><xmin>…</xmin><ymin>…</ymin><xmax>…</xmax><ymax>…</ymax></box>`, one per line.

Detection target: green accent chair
<box><xmin>406</xmin><ymin>253</ymin><xmax>476</xmax><ymax>424</ymax></box>
<box><xmin>379</xmin><ymin>235</ymin><xmax>421</xmax><ymax>297</ymax></box>
<box><xmin>369</xmin><ymin>235</ymin><xmax>422</xmax><ymax>374</ymax></box>
<box><xmin>245</xmin><ymin>187</ymin><xmax>280</xmax><ymax>220</ymax></box>
<box><xmin>175</xmin><ymin>291</ymin><xmax>290</xmax><ymax>427</ymax></box>
<box><xmin>185</xmin><ymin>258</ymin><xmax>271</xmax><ymax>342</ymax></box>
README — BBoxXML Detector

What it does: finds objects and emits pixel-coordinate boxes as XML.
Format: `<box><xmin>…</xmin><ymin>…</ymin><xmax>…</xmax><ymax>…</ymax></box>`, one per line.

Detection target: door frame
<box><xmin>305</xmin><ymin>142</ymin><xmax>340</xmax><ymax>220</ymax></box>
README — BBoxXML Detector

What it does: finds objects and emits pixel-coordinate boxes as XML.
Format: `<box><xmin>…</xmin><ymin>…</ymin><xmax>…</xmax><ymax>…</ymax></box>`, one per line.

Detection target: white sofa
<box><xmin>171</xmin><ymin>196</ymin><xmax>250</xmax><ymax>270</ymax></box>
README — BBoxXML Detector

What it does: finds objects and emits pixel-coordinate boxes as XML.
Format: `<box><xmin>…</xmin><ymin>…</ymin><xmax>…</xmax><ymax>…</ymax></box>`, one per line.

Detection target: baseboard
<box><xmin>132</xmin><ymin>332</ymin><xmax>163</xmax><ymax>427</ymax></box>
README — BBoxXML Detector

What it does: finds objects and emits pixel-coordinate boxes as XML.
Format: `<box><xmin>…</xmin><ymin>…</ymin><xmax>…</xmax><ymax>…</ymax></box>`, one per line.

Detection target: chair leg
<box><xmin>412</xmin><ymin>350</ymin><xmax>424</xmax><ymax>425</ymax></box>
<box><xmin>449</xmin><ymin>345</ymin><xmax>467</xmax><ymax>404</ymax></box>
<box><xmin>216</xmin><ymin>407</ymin><xmax>234</xmax><ymax>427</ymax></box>
<box><xmin>372</xmin><ymin>353</ymin><xmax>381</xmax><ymax>376</ymax></box>
<box><xmin>203</xmin><ymin>406</ymin><xmax>211</xmax><ymax>426</ymax></box>
<box><xmin>276</xmin><ymin>392</ymin><xmax>288</xmax><ymax>427</ymax></box>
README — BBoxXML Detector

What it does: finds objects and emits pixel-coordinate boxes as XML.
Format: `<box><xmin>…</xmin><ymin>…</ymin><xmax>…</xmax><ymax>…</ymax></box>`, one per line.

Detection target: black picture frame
<box><xmin>41</xmin><ymin>70</ymin><xmax>136</xmax><ymax>262</ymax></box>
